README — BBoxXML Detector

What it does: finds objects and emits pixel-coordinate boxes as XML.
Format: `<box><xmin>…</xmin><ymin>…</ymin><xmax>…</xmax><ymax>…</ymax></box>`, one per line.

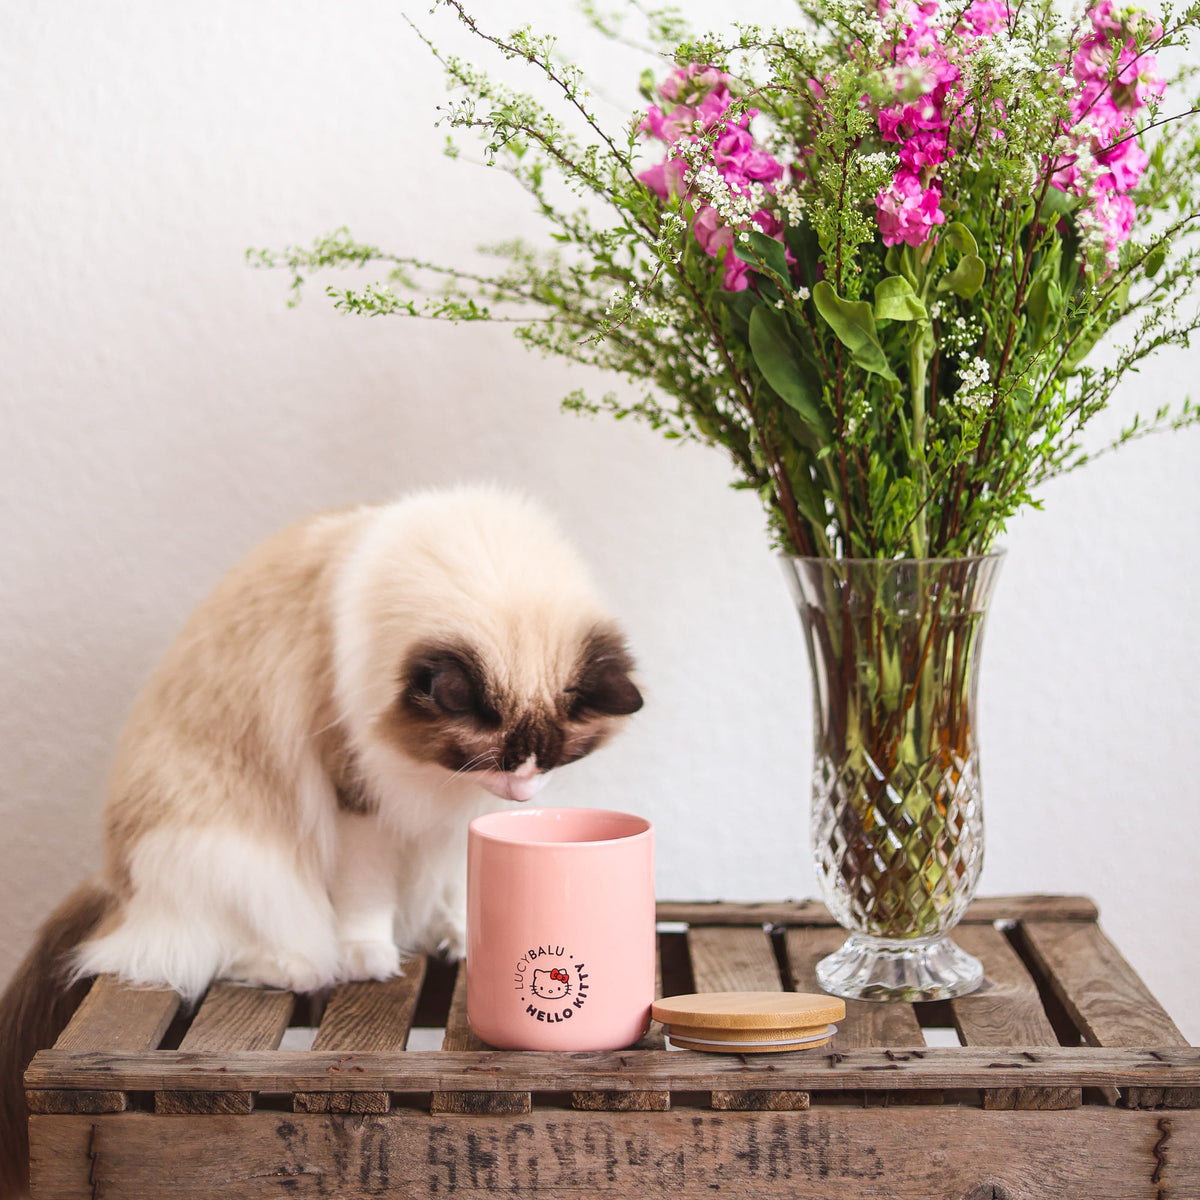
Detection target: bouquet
<box><xmin>257</xmin><ymin>0</ymin><xmax>1200</xmax><ymax>562</ymax></box>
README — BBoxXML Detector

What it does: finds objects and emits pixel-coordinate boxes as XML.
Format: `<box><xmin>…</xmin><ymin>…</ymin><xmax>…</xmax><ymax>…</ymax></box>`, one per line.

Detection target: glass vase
<box><xmin>782</xmin><ymin>553</ymin><xmax>1005</xmax><ymax>1002</ymax></box>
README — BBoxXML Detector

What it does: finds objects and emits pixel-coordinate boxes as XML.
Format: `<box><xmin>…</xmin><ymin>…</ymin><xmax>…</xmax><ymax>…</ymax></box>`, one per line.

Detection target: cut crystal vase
<box><xmin>782</xmin><ymin>553</ymin><xmax>1005</xmax><ymax>1002</ymax></box>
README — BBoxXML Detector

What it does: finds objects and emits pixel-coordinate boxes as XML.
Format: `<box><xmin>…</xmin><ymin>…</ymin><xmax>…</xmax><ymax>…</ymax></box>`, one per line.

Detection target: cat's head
<box><xmin>396</xmin><ymin>622</ymin><xmax>642</xmax><ymax>800</ymax></box>
<box><xmin>531</xmin><ymin>967</ymin><xmax>570</xmax><ymax>999</ymax></box>
<box><xmin>334</xmin><ymin>487</ymin><xmax>643</xmax><ymax>802</ymax></box>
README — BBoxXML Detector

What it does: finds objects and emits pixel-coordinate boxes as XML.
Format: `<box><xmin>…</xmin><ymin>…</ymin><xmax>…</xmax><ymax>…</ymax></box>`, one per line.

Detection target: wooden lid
<box><xmin>667</xmin><ymin>1030</ymin><xmax>835</xmax><ymax>1054</ymax></box>
<box><xmin>653</xmin><ymin>991</ymin><xmax>845</xmax><ymax>1031</ymax></box>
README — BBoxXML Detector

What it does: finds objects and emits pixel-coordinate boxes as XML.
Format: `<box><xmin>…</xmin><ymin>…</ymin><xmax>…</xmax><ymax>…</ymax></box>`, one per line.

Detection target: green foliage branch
<box><xmin>252</xmin><ymin>0</ymin><xmax>1200</xmax><ymax>560</ymax></box>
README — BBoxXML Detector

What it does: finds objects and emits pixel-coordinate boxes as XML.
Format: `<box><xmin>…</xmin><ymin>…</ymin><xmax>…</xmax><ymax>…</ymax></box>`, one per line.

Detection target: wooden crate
<box><xmin>25</xmin><ymin>895</ymin><xmax>1200</xmax><ymax>1198</ymax></box>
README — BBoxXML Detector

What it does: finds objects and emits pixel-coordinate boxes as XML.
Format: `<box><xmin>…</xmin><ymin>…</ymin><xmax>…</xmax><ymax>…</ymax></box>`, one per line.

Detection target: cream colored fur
<box><xmin>74</xmin><ymin>486</ymin><xmax>623</xmax><ymax>1001</ymax></box>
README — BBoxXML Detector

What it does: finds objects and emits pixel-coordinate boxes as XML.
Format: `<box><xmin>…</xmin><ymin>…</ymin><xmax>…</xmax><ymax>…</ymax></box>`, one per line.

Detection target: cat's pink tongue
<box><xmin>505</xmin><ymin>773</ymin><xmax>548</xmax><ymax>803</ymax></box>
<box><xmin>474</xmin><ymin>769</ymin><xmax>549</xmax><ymax>803</ymax></box>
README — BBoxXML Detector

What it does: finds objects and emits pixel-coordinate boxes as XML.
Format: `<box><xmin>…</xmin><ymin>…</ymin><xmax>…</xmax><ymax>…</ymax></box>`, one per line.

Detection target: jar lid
<box><xmin>652</xmin><ymin>991</ymin><xmax>845</xmax><ymax>1054</ymax></box>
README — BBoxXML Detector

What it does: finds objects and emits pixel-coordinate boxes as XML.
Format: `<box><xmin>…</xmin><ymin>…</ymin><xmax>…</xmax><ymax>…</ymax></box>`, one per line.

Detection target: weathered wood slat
<box><xmin>30</xmin><ymin>1108</ymin><xmax>1200</xmax><ymax>1199</ymax></box>
<box><xmin>429</xmin><ymin>965</ymin><xmax>530</xmax><ymax>1115</ymax></box>
<box><xmin>1019</xmin><ymin>920</ymin><xmax>1198</xmax><ymax>1108</ymax></box>
<box><xmin>573</xmin><ymin>932</ymin><xmax>668</xmax><ymax>1112</ymax></box>
<box><xmin>785</xmin><ymin>926</ymin><xmax>925</xmax><ymax>1050</ymax></box>
<box><xmin>53</xmin><ymin>975</ymin><xmax>180</xmax><ymax>1052</ymax></box>
<box><xmin>156</xmin><ymin>984</ymin><xmax>293</xmax><ymax>1115</ymax></box>
<box><xmin>949</xmin><ymin>924</ymin><xmax>1080</xmax><ymax>1111</ymax></box>
<box><xmin>293</xmin><ymin>958</ymin><xmax>427</xmax><ymax>1114</ymax></box>
<box><xmin>688</xmin><ymin>925</ymin><xmax>808</xmax><ymax>1111</ymax></box>
<box><xmin>25</xmin><ymin>1045</ymin><xmax>1200</xmax><ymax>1097</ymax></box>
<box><xmin>28</xmin><ymin>975</ymin><xmax>179</xmax><ymax>1115</ymax></box>
<box><xmin>659</xmin><ymin>894</ymin><xmax>1099</xmax><ymax>927</ymax></box>
<box><xmin>786</xmin><ymin>925</ymin><xmax>930</xmax><ymax>1107</ymax></box>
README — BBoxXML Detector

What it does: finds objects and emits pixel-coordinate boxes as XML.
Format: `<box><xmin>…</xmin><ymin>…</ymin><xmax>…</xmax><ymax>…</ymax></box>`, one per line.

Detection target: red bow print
<box><xmin>550</xmin><ymin>969</ymin><xmax>568</xmax><ymax>983</ymax></box>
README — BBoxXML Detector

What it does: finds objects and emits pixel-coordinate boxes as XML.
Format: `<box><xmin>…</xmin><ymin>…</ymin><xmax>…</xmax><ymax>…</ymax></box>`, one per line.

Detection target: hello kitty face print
<box><xmin>513</xmin><ymin>944</ymin><xmax>590</xmax><ymax>1023</ymax></box>
<box><xmin>531</xmin><ymin>967</ymin><xmax>571</xmax><ymax>999</ymax></box>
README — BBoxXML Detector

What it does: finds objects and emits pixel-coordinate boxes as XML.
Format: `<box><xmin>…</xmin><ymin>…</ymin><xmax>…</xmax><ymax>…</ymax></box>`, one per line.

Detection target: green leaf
<box><xmin>735</xmin><ymin>231</ymin><xmax>791</xmax><ymax>291</ymax></box>
<box><xmin>937</xmin><ymin>254</ymin><xmax>986</xmax><ymax>299</ymax></box>
<box><xmin>874</xmin><ymin>275</ymin><xmax>927</xmax><ymax>322</ymax></box>
<box><xmin>748</xmin><ymin>305</ymin><xmax>829</xmax><ymax>440</ymax></box>
<box><xmin>811</xmin><ymin>281</ymin><xmax>900</xmax><ymax>381</ymax></box>
<box><xmin>943</xmin><ymin>222</ymin><xmax>978</xmax><ymax>257</ymax></box>
<box><xmin>1025</xmin><ymin>276</ymin><xmax>1061</xmax><ymax>343</ymax></box>
<box><xmin>1145</xmin><ymin>243</ymin><xmax>1167</xmax><ymax>277</ymax></box>
<box><xmin>1040</xmin><ymin>187</ymin><xmax>1081</xmax><ymax>218</ymax></box>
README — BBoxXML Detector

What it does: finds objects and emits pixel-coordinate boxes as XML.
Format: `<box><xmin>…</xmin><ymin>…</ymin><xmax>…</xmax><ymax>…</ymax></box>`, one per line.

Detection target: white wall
<box><xmin>2</xmin><ymin>1</ymin><xmax>1198</xmax><ymax>1041</ymax></box>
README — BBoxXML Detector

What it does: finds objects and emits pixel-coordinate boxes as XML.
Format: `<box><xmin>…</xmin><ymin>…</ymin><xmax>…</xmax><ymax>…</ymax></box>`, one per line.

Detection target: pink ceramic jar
<box><xmin>466</xmin><ymin>807</ymin><xmax>655</xmax><ymax>1051</ymax></box>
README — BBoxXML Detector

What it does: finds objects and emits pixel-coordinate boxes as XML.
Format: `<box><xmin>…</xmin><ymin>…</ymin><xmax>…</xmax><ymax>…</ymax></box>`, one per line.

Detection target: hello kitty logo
<box><xmin>531</xmin><ymin>967</ymin><xmax>571</xmax><ymax>999</ymax></box>
<box><xmin>513</xmin><ymin>944</ymin><xmax>590</xmax><ymax>1022</ymax></box>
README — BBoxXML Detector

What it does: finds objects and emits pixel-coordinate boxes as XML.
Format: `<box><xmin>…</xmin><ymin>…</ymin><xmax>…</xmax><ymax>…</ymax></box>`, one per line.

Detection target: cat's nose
<box><xmin>500</xmin><ymin>754</ymin><xmax>539</xmax><ymax>776</ymax></box>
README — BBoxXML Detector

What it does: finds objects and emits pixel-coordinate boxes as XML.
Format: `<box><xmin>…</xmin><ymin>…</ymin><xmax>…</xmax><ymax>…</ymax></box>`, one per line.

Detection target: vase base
<box><xmin>816</xmin><ymin>932</ymin><xmax>983</xmax><ymax>1002</ymax></box>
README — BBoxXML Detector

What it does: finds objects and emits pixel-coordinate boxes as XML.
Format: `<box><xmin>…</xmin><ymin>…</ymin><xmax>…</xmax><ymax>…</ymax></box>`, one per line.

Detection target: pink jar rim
<box><xmin>469</xmin><ymin>806</ymin><xmax>651</xmax><ymax>848</ymax></box>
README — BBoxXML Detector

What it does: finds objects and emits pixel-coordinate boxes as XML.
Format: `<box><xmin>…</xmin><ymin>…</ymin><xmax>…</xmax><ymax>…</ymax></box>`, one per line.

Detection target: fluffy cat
<box><xmin>0</xmin><ymin>485</ymin><xmax>642</xmax><ymax>1198</ymax></box>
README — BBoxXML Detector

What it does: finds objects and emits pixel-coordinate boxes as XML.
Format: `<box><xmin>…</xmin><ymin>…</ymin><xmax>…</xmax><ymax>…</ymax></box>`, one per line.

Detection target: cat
<box><xmin>531</xmin><ymin>967</ymin><xmax>572</xmax><ymax>1000</ymax></box>
<box><xmin>0</xmin><ymin>484</ymin><xmax>642</xmax><ymax>1199</ymax></box>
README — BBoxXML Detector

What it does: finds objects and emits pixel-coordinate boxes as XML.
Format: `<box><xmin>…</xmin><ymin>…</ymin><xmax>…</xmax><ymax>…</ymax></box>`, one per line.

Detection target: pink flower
<box><xmin>1095</xmin><ymin>136</ymin><xmax>1149</xmax><ymax>191</ymax></box>
<box><xmin>639</xmin><ymin>62</ymin><xmax>790</xmax><ymax>290</ymax></box>
<box><xmin>1050</xmin><ymin>2</ymin><xmax>1164</xmax><ymax>269</ymax></box>
<box><xmin>714</xmin><ymin>119</ymin><xmax>786</xmax><ymax>183</ymax></box>
<box><xmin>958</xmin><ymin>0</ymin><xmax>1011</xmax><ymax>37</ymax></box>
<box><xmin>637</xmin><ymin>155</ymin><xmax>688</xmax><ymax>200</ymax></box>
<box><xmin>899</xmin><ymin>129</ymin><xmax>952</xmax><ymax>171</ymax></box>
<box><xmin>876</xmin><ymin>170</ymin><xmax>947</xmax><ymax>247</ymax></box>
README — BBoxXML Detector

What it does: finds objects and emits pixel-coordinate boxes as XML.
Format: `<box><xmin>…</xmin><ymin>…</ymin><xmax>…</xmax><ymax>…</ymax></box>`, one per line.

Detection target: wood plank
<box><xmin>786</xmin><ymin>924</ymin><xmax>929</xmax><ymax>1107</ymax></box>
<box><xmin>293</xmin><ymin>957</ymin><xmax>426</xmax><ymax>1114</ymax></box>
<box><xmin>53</xmin><ymin>975</ymin><xmax>180</xmax><ymax>1051</ymax></box>
<box><xmin>949</xmin><ymin>924</ymin><xmax>1080</xmax><ymax>1111</ymax></box>
<box><xmin>573</xmin><ymin>931</ymin><xmax>668</xmax><ymax>1112</ymax></box>
<box><xmin>30</xmin><ymin>1108</ymin><xmax>1200</xmax><ymax>1199</ymax></box>
<box><xmin>688</xmin><ymin>925</ymin><xmax>807</xmax><ymax>1111</ymax></box>
<box><xmin>658</xmin><ymin>894</ymin><xmax>1099</xmax><ymax>927</ymax></box>
<box><xmin>429</xmin><ymin>964</ymin><xmax>530</xmax><ymax>1115</ymax></box>
<box><xmin>1020</xmin><ymin>920</ymin><xmax>1198</xmax><ymax>1108</ymax></box>
<box><xmin>156</xmin><ymin>985</ymin><xmax>293</xmax><ymax>1115</ymax></box>
<box><xmin>26</xmin><ymin>1045</ymin><xmax>1200</xmax><ymax>1097</ymax></box>
<box><xmin>34</xmin><ymin>975</ymin><xmax>179</xmax><ymax>1114</ymax></box>
<box><xmin>786</xmin><ymin>925</ymin><xmax>925</xmax><ymax>1047</ymax></box>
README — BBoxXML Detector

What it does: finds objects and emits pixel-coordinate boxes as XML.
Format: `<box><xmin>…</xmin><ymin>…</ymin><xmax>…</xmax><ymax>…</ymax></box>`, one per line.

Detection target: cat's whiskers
<box><xmin>437</xmin><ymin>748</ymin><xmax>501</xmax><ymax>791</ymax></box>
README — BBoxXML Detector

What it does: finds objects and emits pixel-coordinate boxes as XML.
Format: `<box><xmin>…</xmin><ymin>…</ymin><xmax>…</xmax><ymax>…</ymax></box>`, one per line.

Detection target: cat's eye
<box><xmin>428</xmin><ymin>663</ymin><xmax>473</xmax><ymax>716</ymax></box>
<box><xmin>405</xmin><ymin>646</ymin><xmax>501</xmax><ymax>727</ymax></box>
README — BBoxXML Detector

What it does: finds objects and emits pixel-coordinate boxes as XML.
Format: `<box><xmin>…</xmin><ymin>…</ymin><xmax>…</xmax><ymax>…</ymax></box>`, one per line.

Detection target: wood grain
<box><xmin>658</xmin><ymin>894</ymin><xmax>1099</xmax><ymax>927</ymax></box>
<box><xmin>785</xmin><ymin>926</ymin><xmax>926</xmax><ymax>1045</ymax></box>
<box><xmin>27</xmin><ymin>1045</ymin><xmax>1200</xmax><ymax>1097</ymax></box>
<box><xmin>293</xmin><ymin>958</ymin><xmax>427</xmax><ymax>1114</ymax></box>
<box><xmin>53</xmin><ymin>975</ymin><xmax>180</xmax><ymax>1052</ymax></box>
<box><xmin>31</xmin><ymin>975</ymin><xmax>179</xmax><ymax>1115</ymax></box>
<box><xmin>29</xmin><ymin>1107</ymin><xmax>1200</xmax><ymax>1199</ymax></box>
<box><xmin>429</xmin><ymin>964</ymin><xmax>530</xmax><ymax>1115</ymax></box>
<box><xmin>157</xmin><ymin>984</ymin><xmax>293</xmax><ymax>1115</ymax></box>
<box><xmin>573</xmin><ymin>932</ymin><xmax>668</xmax><ymax>1112</ymax></box>
<box><xmin>949</xmin><ymin>924</ymin><xmax>1080</xmax><ymax>1111</ymax></box>
<box><xmin>785</xmin><ymin>925</ymin><xmax>931</xmax><ymax>1107</ymax></box>
<box><xmin>686</xmin><ymin>925</ymin><xmax>809</xmax><ymax>1110</ymax></box>
<box><xmin>1019</xmin><ymin>920</ymin><xmax>1198</xmax><ymax>1108</ymax></box>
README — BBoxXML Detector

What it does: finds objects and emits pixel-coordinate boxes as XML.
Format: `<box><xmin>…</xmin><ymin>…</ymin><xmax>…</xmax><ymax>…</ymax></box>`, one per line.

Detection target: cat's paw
<box><xmin>433</xmin><ymin>916</ymin><xmax>467</xmax><ymax>962</ymax></box>
<box><xmin>228</xmin><ymin>949</ymin><xmax>332</xmax><ymax>994</ymax></box>
<box><xmin>339</xmin><ymin>939</ymin><xmax>401</xmax><ymax>982</ymax></box>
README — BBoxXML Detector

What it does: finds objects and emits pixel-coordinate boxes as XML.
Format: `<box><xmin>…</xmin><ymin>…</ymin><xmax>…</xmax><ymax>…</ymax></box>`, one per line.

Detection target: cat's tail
<box><xmin>0</xmin><ymin>879</ymin><xmax>113</xmax><ymax>1200</ymax></box>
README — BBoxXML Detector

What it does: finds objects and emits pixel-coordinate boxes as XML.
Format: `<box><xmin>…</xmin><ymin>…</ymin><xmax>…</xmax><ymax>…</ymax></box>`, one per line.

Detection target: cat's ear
<box><xmin>567</xmin><ymin>626</ymin><xmax>644</xmax><ymax>719</ymax></box>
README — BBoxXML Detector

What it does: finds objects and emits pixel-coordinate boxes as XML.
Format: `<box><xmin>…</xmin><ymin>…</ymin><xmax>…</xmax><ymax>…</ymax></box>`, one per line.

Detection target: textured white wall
<box><xmin>2</xmin><ymin>1</ymin><xmax>1198</xmax><ymax>1041</ymax></box>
